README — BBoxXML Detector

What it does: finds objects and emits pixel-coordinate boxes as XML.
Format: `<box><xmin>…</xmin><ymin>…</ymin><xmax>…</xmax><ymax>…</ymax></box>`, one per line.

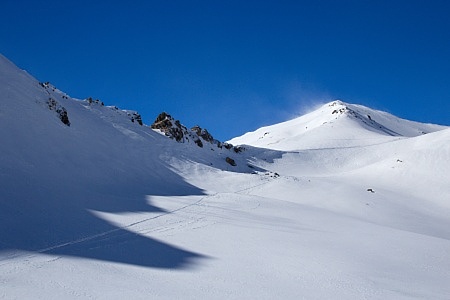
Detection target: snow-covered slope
<box><xmin>229</xmin><ymin>100</ymin><xmax>447</xmax><ymax>150</ymax></box>
<box><xmin>1</xmin><ymin>54</ymin><xmax>450</xmax><ymax>299</ymax></box>
<box><xmin>0</xmin><ymin>53</ymin><xmax>248</xmax><ymax>260</ymax></box>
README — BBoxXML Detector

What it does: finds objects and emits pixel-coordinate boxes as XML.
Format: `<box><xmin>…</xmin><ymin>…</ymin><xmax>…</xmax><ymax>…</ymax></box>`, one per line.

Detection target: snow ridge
<box><xmin>1</xmin><ymin>53</ymin><xmax>450</xmax><ymax>299</ymax></box>
<box><xmin>229</xmin><ymin>100</ymin><xmax>447</xmax><ymax>151</ymax></box>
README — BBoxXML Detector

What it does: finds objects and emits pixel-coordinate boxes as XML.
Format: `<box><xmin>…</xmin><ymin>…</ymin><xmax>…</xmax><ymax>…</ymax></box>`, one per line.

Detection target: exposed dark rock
<box><xmin>233</xmin><ymin>146</ymin><xmax>244</xmax><ymax>153</ymax></box>
<box><xmin>194</xmin><ymin>138</ymin><xmax>203</xmax><ymax>148</ymax></box>
<box><xmin>85</xmin><ymin>97</ymin><xmax>104</xmax><ymax>106</ymax></box>
<box><xmin>191</xmin><ymin>125</ymin><xmax>214</xmax><ymax>143</ymax></box>
<box><xmin>226</xmin><ymin>157</ymin><xmax>236</xmax><ymax>166</ymax></box>
<box><xmin>151</xmin><ymin>112</ymin><xmax>244</xmax><ymax>154</ymax></box>
<box><xmin>128</xmin><ymin>112</ymin><xmax>143</xmax><ymax>126</ymax></box>
<box><xmin>39</xmin><ymin>81</ymin><xmax>51</xmax><ymax>89</ymax></box>
<box><xmin>46</xmin><ymin>98</ymin><xmax>70</xmax><ymax>126</ymax></box>
<box><xmin>153</xmin><ymin>112</ymin><xmax>169</xmax><ymax>124</ymax></box>
<box><xmin>264</xmin><ymin>171</ymin><xmax>280</xmax><ymax>178</ymax></box>
<box><xmin>332</xmin><ymin>108</ymin><xmax>347</xmax><ymax>115</ymax></box>
<box><xmin>58</xmin><ymin>108</ymin><xmax>70</xmax><ymax>126</ymax></box>
<box><xmin>151</xmin><ymin>112</ymin><xmax>186</xmax><ymax>142</ymax></box>
<box><xmin>223</xmin><ymin>143</ymin><xmax>233</xmax><ymax>150</ymax></box>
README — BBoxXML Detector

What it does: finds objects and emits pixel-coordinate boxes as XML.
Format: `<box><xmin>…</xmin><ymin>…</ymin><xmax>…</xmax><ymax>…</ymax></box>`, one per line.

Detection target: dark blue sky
<box><xmin>1</xmin><ymin>0</ymin><xmax>449</xmax><ymax>140</ymax></box>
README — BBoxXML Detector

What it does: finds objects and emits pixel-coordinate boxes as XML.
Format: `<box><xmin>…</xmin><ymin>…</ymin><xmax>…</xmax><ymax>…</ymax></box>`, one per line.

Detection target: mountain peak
<box><xmin>2</xmin><ymin>54</ymin><xmax>450</xmax><ymax>299</ymax></box>
<box><xmin>229</xmin><ymin>100</ymin><xmax>447</xmax><ymax>151</ymax></box>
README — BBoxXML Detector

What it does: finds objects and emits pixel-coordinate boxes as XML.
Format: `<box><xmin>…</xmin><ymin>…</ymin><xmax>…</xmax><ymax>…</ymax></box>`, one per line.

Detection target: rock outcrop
<box><xmin>151</xmin><ymin>112</ymin><xmax>245</xmax><ymax>154</ymax></box>
<box><xmin>151</xmin><ymin>112</ymin><xmax>187</xmax><ymax>142</ymax></box>
<box><xmin>127</xmin><ymin>112</ymin><xmax>143</xmax><ymax>126</ymax></box>
<box><xmin>46</xmin><ymin>97</ymin><xmax>70</xmax><ymax>126</ymax></box>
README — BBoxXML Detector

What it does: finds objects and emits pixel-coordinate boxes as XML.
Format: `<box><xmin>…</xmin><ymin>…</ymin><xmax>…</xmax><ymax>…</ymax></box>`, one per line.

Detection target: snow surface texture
<box><xmin>1</xmin><ymin>53</ymin><xmax>450</xmax><ymax>299</ymax></box>
<box><xmin>229</xmin><ymin>100</ymin><xmax>447</xmax><ymax>151</ymax></box>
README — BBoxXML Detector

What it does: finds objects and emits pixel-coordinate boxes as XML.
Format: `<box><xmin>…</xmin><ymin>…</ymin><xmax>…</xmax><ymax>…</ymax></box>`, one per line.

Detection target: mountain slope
<box><xmin>0</xmin><ymin>53</ymin><xmax>247</xmax><ymax>263</ymax></box>
<box><xmin>1</xmin><ymin>54</ymin><xmax>450</xmax><ymax>299</ymax></box>
<box><xmin>229</xmin><ymin>100</ymin><xmax>447</xmax><ymax>150</ymax></box>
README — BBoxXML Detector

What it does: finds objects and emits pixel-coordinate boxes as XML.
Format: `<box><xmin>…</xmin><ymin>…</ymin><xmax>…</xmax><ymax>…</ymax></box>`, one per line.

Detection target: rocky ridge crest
<box><xmin>151</xmin><ymin>112</ymin><xmax>244</xmax><ymax>153</ymax></box>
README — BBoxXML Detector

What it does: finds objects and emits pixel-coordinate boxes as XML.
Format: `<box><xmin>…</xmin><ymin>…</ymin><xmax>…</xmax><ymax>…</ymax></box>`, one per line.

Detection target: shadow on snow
<box><xmin>0</xmin><ymin>161</ymin><xmax>207</xmax><ymax>269</ymax></box>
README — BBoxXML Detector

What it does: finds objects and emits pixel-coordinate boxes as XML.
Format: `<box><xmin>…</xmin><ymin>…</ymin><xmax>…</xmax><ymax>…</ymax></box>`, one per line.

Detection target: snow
<box><xmin>1</xmin><ymin>53</ymin><xmax>450</xmax><ymax>299</ymax></box>
<box><xmin>228</xmin><ymin>100</ymin><xmax>447</xmax><ymax>151</ymax></box>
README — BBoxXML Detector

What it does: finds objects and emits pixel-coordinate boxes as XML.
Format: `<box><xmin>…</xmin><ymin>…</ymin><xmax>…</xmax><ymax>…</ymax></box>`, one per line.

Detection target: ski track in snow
<box><xmin>0</xmin><ymin>195</ymin><xmax>210</xmax><ymax>266</ymax></box>
<box><xmin>0</xmin><ymin>176</ymin><xmax>274</xmax><ymax>267</ymax></box>
<box><xmin>1</xmin><ymin>55</ymin><xmax>450</xmax><ymax>299</ymax></box>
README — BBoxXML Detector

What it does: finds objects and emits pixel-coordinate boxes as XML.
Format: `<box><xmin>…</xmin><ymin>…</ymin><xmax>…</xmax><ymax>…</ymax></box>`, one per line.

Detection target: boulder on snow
<box><xmin>226</xmin><ymin>157</ymin><xmax>237</xmax><ymax>166</ymax></box>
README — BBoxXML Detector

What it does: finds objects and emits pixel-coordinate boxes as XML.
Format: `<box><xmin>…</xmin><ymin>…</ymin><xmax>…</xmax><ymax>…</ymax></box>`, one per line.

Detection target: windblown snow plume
<box><xmin>1</xmin><ymin>53</ymin><xmax>450</xmax><ymax>300</ymax></box>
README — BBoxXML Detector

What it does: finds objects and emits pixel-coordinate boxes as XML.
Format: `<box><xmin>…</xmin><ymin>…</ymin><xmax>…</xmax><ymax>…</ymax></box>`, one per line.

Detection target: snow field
<box><xmin>1</xmin><ymin>53</ymin><xmax>450</xmax><ymax>299</ymax></box>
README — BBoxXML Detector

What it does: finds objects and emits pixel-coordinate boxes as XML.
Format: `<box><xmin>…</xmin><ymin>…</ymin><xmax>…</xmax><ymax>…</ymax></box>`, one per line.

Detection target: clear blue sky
<box><xmin>1</xmin><ymin>0</ymin><xmax>449</xmax><ymax>140</ymax></box>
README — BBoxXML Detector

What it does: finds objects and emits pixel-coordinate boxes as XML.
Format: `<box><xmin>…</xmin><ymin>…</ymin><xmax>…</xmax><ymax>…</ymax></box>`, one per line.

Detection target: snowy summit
<box><xmin>1</xmin><ymin>53</ymin><xmax>450</xmax><ymax>299</ymax></box>
<box><xmin>229</xmin><ymin>100</ymin><xmax>446</xmax><ymax>151</ymax></box>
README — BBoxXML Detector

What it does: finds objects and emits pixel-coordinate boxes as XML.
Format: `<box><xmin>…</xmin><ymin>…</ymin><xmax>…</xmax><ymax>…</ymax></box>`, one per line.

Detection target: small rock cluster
<box><xmin>85</xmin><ymin>97</ymin><xmax>104</xmax><ymax>106</ymax></box>
<box><xmin>84</xmin><ymin>98</ymin><xmax>143</xmax><ymax>126</ymax></box>
<box><xmin>46</xmin><ymin>98</ymin><xmax>70</xmax><ymax>126</ymax></box>
<box><xmin>39</xmin><ymin>81</ymin><xmax>71</xmax><ymax>126</ymax></box>
<box><xmin>127</xmin><ymin>112</ymin><xmax>143</xmax><ymax>126</ymax></box>
<box><xmin>332</xmin><ymin>107</ymin><xmax>348</xmax><ymax>115</ymax></box>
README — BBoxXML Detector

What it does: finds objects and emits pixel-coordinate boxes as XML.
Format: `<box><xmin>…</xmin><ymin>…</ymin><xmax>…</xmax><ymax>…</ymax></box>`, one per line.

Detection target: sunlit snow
<box><xmin>1</xmin><ymin>54</ymin><xmax>449</xmax><ymax>299</ymax></box>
